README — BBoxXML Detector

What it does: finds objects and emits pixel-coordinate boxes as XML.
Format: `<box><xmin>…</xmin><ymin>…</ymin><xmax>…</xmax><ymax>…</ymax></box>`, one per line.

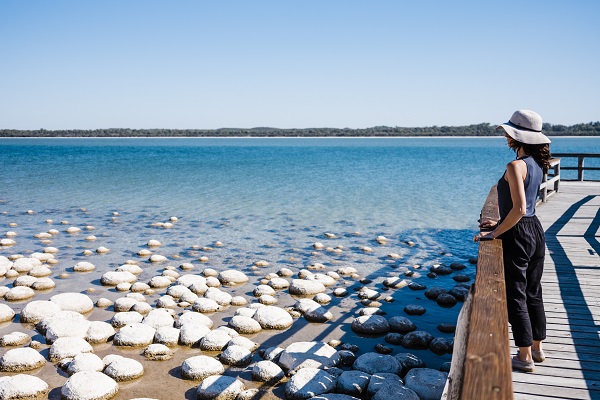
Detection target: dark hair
<box><xmin>506</xmin><ymin>136</ymin><xmax>551</xmax><ymax>174</ymax></box>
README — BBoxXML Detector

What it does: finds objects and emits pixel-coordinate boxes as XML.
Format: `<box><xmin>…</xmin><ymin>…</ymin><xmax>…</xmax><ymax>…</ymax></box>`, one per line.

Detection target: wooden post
<box><xmin>554</xmin><ymin>160</ymin><xmax>560</xmax><ymax>193</ymax></box>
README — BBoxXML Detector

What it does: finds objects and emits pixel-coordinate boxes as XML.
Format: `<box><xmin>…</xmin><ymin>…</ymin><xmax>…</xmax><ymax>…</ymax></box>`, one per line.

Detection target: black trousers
<box><xmin>501</xmin><ymin>216</ymin><xmax>547</xmax><ymax>348</ymax></box>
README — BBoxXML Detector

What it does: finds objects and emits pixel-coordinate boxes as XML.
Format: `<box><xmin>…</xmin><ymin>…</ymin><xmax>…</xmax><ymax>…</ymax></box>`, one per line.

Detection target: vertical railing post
<box><xmin>541</xmin><ymin>170</ymin><xmax>548</xmax><ymax>202</ymax></box>
<box><xmin>554</xmin><ymin>161</ymin><xmax>560</xmax><ymax>193</ymax></box>
<box><xmin>578</xmin><ymin>156</ymin><xmax>584</xmax><ymax>181</ymax></box>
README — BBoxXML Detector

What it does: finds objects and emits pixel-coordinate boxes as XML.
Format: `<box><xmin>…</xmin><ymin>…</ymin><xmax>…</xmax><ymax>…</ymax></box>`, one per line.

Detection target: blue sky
<box><xmin>0</xmin><ymin>1</ymin><xmax>598</xmax><ymax>129</ymax></box>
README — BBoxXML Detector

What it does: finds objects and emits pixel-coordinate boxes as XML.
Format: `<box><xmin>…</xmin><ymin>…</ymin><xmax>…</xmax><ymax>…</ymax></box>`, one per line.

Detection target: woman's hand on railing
<box><xmin>478</xmin><ymin>219</ymin><xmax>498</xmax><ymax>230</ymax></box>
<box><xmin>474</xmin><ymin>219</ymin><xmax>499</xmax><ymax>242</ymax></box>
<box><xmin>474</xmin><ymin>231</ymin><xmax>497</xmax><ymax>242</ymax></box>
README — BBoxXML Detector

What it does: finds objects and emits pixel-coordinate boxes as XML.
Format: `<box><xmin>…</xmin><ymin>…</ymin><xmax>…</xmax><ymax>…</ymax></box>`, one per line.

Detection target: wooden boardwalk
<box><xmin>511</xmin><ymin>181</ymin><xmax>600</xmax><ymax>400</ymax></box>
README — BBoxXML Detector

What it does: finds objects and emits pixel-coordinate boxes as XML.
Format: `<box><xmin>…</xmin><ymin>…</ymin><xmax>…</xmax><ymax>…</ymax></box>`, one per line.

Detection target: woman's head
<box><xmin>498</xmin><ymin>110</ymin><xmax>551</xmax><ymax>145</ymax></box>
<box><xmin>498</xmin><ymin>110</ymin><xmax>552</xmax><ymax>173</ymax></box>
<box><xmin>501</xmin><ymin>128</ymin><xmax>551</xmax><ymax>173</ymax></box>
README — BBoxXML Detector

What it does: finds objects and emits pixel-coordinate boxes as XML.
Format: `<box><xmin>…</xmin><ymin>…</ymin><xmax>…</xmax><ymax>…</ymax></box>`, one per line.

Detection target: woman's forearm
<box><xmin>492</xmin><ymin>208</ymin><xmax>524</xmax><ymax>238</ymax></box>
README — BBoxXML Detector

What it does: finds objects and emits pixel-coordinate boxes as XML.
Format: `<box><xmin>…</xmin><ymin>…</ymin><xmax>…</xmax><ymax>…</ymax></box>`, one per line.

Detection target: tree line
<box><xmin>1</xmin><ymin>122</ymin><xmax>599</xmax><ymax>137</ymax></box>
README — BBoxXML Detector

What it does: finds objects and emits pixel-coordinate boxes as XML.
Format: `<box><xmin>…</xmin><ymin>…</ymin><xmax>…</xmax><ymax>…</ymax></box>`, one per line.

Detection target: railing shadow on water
<box><xmin>545</xmin><ymin>195</ymin><xmax>600</xmax><ymax>400</ymax></box>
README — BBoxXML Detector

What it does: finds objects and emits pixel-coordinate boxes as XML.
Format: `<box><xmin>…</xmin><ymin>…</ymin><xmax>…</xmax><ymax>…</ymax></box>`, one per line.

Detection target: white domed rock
<box><xmin>117</xmin><ymin>264</ymin><xmax>143</xmax><ymax>275</ymax></box>
<box><xmin>289</xmin><ymin>279</ymin><xmax>326</xmax><ymax>296</ymax></box>
<box><xmin>137</xmin><ymin>249</ymin><xmax>152</xmax><ymax>256</ymax></box>
<box><xmin>153</xmin><ymin>326</ymin><xmax>181</xmax><ymax>347</ymax></box>
<box><xmin>61</xmin><ymin>371</ymin><xmax>118</xmax><ymax>400</ymax></box>
<box><xmin>111</xmin><ymin>312</ymin><xmax>144</xmax><ymax>328</ymax></box>
<box><xmin>0</xmin><ymin>332</ymin><xmax>30</xmax><ymax>346</ymax></box>
<box><xmin>228</xmin><ymin>316</ymin><xmax>262</xmax><ymax>334</ymax></box>
<box><xmin>204</xmin><ymin>288</ymin><xmax>232</xmax><ymax>306</ymax></box>
<box><xmin>268</xmin><ymin>278</ymin><xmax>290</xmax><ymax>290</ymax></box>
<box><xmin>142</xmin><ymin>309</ymin><xmax>174</xmax><ymax>330</ymax></box>
<box><xmin>279</xmin><ymin>341</ymin><xmax>339</xmax><ymax>372</ymax></box>
<box><xmin>113</xmin><ymin>323</ymin><xmax>156</xmax><ymax>347</ymax></box>
<box><xmin>217</xmin><ymin>270</ymin><xmax>249</xmax><ymax>286</ymax></box>
<box><xmin>176</xmin><ymin>274</ymin><xmax>206</xmax><ymax>287</ymax></box>
<box><xmin>0</xmin><ymin>374</ymin><xmax>49</xmax><ymax>399</ymax></box>
<box><xmin>67</xmin><ymin>353</ymin><xmax>104</xmax><ymax>375</ymax></box>
<box><xmin>219</xmin><ymin>344</ymin><xmax>252</xmax><ymax>366</ymax></box>
<box><xmin>86</xmin><ymin>321</ymin><xmax>116</xmax><ymax>344</ymax></box>
<box><xmin>148</xmin><ymin>275</ymin><xmax>172</xmax><ymax>288</ymax></box>
<box><xmin>179</xmin><ymin>323</ymin><xmax>211</xmax><ymax>346</ymax></box>
<box><xmin>12</xmin><ymin>258</ymin><xmax>42</xmax><ymax>273</ymax></box>
<box><xmin>0</xmin><ymin>239</ymin><xmax>17</xmax><ymax>246</ymax></box>
<box><xmin>156</xmin><ymin>295</ymin><xmax>177</xmax><ymax>309</ymax></box>
<box><xmin>305</xmin><ymin>273</ymin><xmax>336</xmax><ymax>287</ymax></box>
<box><xmin>258</xmin><ymin>295</ymin><xmax>278</xmax><ymax>305</ymax></box>
<box><xmin>149</xmin><ymin>254</ymin><xmax>167</xmax><ymax>263</ymax></box>
<box><xmin>29</xmin><ymin>266</ymin><xmax>53</xmax><ymax>277</ymax></box>
<box><xmin>175</xmin><ymin>312</ymin><xmax>213</xmax><ymax>329</ymax></box>
<box><xmin>199</xmin><ymin>330</ymin><xmax>233</xmax><ymax>351</ymax></box>
<box><xmin>44</xmin><ymin>313</ymin><xmax>91</xmax><ymax>343</ymax></box>
<box><xmin>196</xmin><ymin>375</ymin><xmax>244</xmax><ymax>400</ymax></box>
<box><xmin>49</xmin><ymin>337</ymin><xmax>93</xmax><ymax>362</ymax></box>
<box><xmin>0</xmin><ymin>347</ymin><xmax>46</xmax><ymax>372</ymax></box>
<box><xmin>227</xmin><ymin>336</ymin><xmax>258</xmax><ymax>351</ymax></box>
<box><xmin>95</xmin><ymin>246</ymin><xmax>110</xmax><ymax>254</ymax></box>
<box><xmin>50</xmin><ymin>292</ymin><xmax>93</xmax><ymax>314</ymax></box>
<box><xmin>101</xmin><ymin>271</ymin><xmax>137</xmax><ymax>286</ymax></box>
<box><xmin>253</xmin><ymin>306</ymin><xmax>293</xmax><ymax>330</ymax></box>
<box><xmin>143</xmin><ymin>343</ymin><xmax>173</xmax><ymax>361</ymax></box>
<box><xmin>4</xmin><ymin>286</ymin><xmax>35</xmax><ymax>301</ymax></box>
<box><xmin>113</xmin><ymin>297</ymin><xmax>138</xmax><ymax>312</ymax></box>
<box><xmin>284</xmin><ymin>368</ymin><xmax>335</xmax><ymax>400</ymax></box>
<box><xmin>31</xmin><ymin>277</ymin><xmax>55</xmax><ymax>290</ymax></box>
<box><xmin>103</xmin><ymin>355</ymin><xmax>144</xmax><ymax>381</ymax></box>
<box><xmin>147</xmin><ymin>240</ymin><xmax>162</xmax><ymax>247</ymax></box>
<box><xmin>252</xmin><ymin>360</ymin><xmax>285</xmax><ymax>383</ymax></box>
<box><xmin>181</xmin><ymin>355</ymin><xmax>225</xmax><ymax>380</ymax></box>
<box><xmin>0</xmin><ymin>303</ymin><xmax>16</xmax><ymax>322</ymax></box>
<box><xmin>192</xmin><ymin>298</ymin><xmax>221</xmax><ymax>313</ymax></box>
<box><xmin>73</xmin><ymin>262</ymin><xmax>95</xmax><ymax>272</ymax></box>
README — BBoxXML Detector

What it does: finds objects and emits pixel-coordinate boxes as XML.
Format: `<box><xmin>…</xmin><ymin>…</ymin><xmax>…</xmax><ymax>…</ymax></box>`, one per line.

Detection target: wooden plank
<box><xmin>513</xmin><ymin>383</ymin><xmax>594</xmax><ymax>400</ymax></box>
<box><xmin>512</xmin><ymin>372</ymin><xmax>600</xmax><ymax>392</ymax></box>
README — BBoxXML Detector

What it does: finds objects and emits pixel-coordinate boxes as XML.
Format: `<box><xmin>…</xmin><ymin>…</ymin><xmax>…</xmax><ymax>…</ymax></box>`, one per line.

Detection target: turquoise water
<box><xmin>1</xmin><ymin>137</ymin><xmax>598</xmax><ymax>227</ymax></box>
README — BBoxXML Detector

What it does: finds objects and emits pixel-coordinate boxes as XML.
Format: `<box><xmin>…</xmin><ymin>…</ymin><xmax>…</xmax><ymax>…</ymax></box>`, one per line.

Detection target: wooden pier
<box><xmin>512</xmin><ymin>181</ymin><xmax>600</xmax><ymax>400</ymax></box>
<box><xmin>444</xmin><ymin>174</ymin><xmax>600</xmax><ymax>400</ymax></box>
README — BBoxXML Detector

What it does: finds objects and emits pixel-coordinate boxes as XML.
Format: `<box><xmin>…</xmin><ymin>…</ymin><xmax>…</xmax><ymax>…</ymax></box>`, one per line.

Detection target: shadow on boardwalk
<box><xmin>545</xmin><ymin>195</ymin><xmax>600</xmax><ymax>399</ymax></box>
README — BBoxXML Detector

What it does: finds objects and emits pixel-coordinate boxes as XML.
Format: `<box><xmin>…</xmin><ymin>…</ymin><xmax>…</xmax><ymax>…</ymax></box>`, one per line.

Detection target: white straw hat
<box><xmin>498</xmin><ymin>110</ymin><xmax>551</xmax><ymax>144</ymax></box>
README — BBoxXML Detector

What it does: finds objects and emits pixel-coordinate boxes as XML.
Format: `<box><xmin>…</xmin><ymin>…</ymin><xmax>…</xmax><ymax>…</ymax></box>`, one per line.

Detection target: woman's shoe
<box><xmin>532</xmin><ymin>350</ymin><xmax>545</xmax><ymax>363</ymax></box>
<box><xmin>512</xmin><ymin>356</ymin><xmax>535</xmax><ymax>372</ymax></box>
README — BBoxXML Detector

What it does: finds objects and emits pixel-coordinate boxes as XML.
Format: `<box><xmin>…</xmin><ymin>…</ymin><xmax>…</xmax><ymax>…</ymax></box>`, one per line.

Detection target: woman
<box><xmin>474</xmin><ymin>110</ymin><xmax>551</xmax><ymax>373</ymax></box>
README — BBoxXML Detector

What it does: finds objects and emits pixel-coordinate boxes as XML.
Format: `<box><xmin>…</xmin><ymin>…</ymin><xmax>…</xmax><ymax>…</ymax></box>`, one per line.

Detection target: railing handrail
<box><xmin>443</xmin><ymin>186</ymin><xmax>513</xmax><ymax>400</ymax></box>
<box><xmin>550</xmin><ymin>153</ymin><xmax>600</xmax><ymax>181</ymax></box>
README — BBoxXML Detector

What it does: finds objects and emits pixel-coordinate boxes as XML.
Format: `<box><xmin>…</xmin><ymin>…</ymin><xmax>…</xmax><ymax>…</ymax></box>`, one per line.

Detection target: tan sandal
<box><xmin>532</xmin><ymin>350</ymin><xmax>545</xmax><ymax>363</ymax></box>
<box><xmin>512</xmin><ymin>356</ymin><xmax>534</xmax><ymax>372</ymax></box>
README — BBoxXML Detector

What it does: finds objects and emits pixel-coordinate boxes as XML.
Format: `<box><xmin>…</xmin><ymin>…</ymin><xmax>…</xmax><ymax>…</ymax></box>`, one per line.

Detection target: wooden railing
<box><xmin>552</xmin><ymin>153</ymin><xmax>600</xmax><ymax>181</ymax></box>
<box><xmin>443</xmin><ymin>186</ymin><xmax>512</xmax><ymax>400</ymax></box>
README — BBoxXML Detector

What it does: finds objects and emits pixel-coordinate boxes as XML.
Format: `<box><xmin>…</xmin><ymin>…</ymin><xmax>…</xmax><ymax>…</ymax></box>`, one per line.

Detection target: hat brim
<box><xmin>497</xmin><ymin>122</ymin><xmax>551</xmax><ymax>144</ymax></box>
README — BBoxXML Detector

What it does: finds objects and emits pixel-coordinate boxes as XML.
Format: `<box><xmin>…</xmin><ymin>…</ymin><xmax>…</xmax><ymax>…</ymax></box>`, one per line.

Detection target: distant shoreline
<box><xmin>1</xmin><ymin>122</ymin><xmax>599</xmax><ymax>138</ymax></box>
<box><xmin>2</xmin><ymin>135</ymin><xmax>600</xmax><ymax>139</ymax></box>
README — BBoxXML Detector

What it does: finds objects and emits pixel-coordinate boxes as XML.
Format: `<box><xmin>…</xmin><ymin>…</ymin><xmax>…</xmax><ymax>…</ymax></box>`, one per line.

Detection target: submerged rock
<box><xmin>352</xmin><ymin>352</ymin><xmax>401</xmax><ymax>375</ymax></box>
<box><xmin>351</xmin><ymin>315</ymin><xmax>389</xmax><ymax>335</ymax></box>
<box><xmin>404</xmin><ymin>368</ymin><xmax>448</xmax><ymax>400</ymax></box>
